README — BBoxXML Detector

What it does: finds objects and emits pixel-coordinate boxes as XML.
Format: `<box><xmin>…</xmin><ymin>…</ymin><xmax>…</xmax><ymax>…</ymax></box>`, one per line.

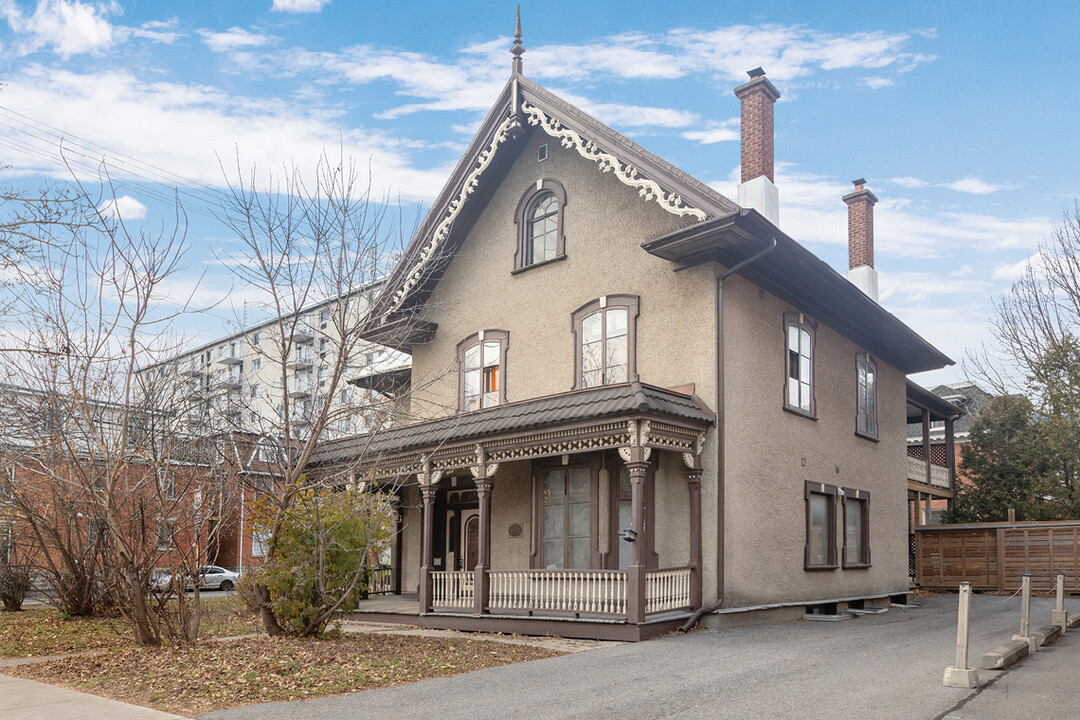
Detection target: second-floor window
<box><xmin>457</xmin><ymin>330</ymin><xmax>508</xmax><ymax>411</ymax></box>
<box><xmin>784</xmin><ymin>311</ymin><xmax>816</xmax><ymax>416</ymax></box>
<box><xmin>855</xmin><ymin>352</ymin><xmax>877</xmax><ymax>438</ymax></box>
<box><xmin>572</xmin><ymin>295</ymin><xmax>639</xmax><ymax>389</ymax></box>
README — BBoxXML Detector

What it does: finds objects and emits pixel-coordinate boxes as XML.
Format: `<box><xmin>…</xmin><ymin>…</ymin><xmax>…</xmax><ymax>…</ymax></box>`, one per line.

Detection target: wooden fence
<box><xmin>915</xmin><ymin>521</ymin><xmax>1080</xmax><ymax>593</ymax></box>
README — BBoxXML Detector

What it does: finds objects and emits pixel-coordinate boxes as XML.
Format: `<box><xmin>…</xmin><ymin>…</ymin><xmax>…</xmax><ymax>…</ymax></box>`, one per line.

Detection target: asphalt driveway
<box><xmin>197</xmin><ymin>593</ymin><xmax>1080</xmax><ymax>720</ymax></box>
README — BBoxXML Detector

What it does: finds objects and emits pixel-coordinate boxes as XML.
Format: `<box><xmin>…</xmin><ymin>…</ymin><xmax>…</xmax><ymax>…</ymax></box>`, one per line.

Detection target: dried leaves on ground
<box><xmin>0</xmin><ymin>596</ymin><xmax>260</xmax><ymax>658</ymax></box>
<box><xmin>5</xmin><ymin>633</ymin><xmax>560</xmax><ymax>715</ymax></box>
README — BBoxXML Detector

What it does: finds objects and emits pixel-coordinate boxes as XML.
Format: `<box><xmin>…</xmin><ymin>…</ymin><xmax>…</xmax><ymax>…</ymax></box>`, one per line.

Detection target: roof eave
<box><xmin>643</xmin><ymin>209</ymin><xmax>954</xmax><ymax>375</ymax></box>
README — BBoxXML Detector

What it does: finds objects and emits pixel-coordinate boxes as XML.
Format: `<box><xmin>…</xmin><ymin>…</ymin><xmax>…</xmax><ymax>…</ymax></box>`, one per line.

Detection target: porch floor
<box><xmin>346</xmin><ymin>593</ymin><xmax>692</xmax><ymax>642</ymax></box>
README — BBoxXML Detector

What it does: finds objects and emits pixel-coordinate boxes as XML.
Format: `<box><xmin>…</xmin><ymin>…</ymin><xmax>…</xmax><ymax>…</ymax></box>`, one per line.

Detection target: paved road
<box><xmin>197</xmin><ymin>593</ymin><xmax>1080</xmax><ymax>720</ymax></box>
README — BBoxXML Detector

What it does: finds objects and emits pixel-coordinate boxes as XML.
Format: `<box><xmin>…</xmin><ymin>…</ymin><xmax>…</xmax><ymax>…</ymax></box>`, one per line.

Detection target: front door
<box><xmin>446</xmin><ymin>508</ymin><xmax>479</xmax><ymax>571</ymax></box>
<box><xmin>462</xmin><ymin>511</ymin><xmax>479</xmax><ymax>571</ymax></box>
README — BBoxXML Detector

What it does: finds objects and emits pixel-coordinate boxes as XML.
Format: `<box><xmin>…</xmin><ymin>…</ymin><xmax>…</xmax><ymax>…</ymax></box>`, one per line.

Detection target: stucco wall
<box><xmin>489</xmin><ymin>460</ymin><xmax>532</xmax><ymax>570</ymax></box>
<box><xmin>408</xmin><ymin>128</ymin><xmax>716</xmax><ymax>416</ymax></box>
<box><xmin>721</xmin><ymin>275</ymin><xmax>908</xmax><ymax>607</ymax></box>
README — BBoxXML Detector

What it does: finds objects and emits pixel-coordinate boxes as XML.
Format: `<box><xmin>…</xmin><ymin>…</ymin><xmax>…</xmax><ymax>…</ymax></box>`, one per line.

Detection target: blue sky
<box><xmin>1</xmin><ymin>0</ymin><xmax>1077</xmax><ymax>387</ymax></box>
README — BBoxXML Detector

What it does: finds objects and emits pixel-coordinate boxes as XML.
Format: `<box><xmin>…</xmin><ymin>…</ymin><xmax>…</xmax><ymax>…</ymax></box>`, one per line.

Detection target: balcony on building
<box><xmin>286</xmin><ymin>347</ymin><xmax>315</xmax><ymax>370</ymax></box>
<box><xmin>287</xmin><ymin>376</ymin><xmax>313</xmax><ymax>398</ymax></box>
<box><xmin>216</xmin><ymin>343</ymin><xmax>243</xmax><ymax>366</ymax></box>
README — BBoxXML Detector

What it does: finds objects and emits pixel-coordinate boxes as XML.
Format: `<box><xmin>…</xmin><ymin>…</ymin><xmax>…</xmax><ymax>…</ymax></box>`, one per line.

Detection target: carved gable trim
<box><xmin>521</xmin><ymin>100</ymin><xmax>707</xmax><ymax>222</ymax></box>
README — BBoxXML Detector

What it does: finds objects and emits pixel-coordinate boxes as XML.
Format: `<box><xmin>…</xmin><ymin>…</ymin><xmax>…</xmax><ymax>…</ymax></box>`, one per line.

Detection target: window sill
<box><xmin>804</xmin><ymin>563</ymin><xmax>838</xmax><ymax>571</ymax></box>
<box><xmin>842</xmin><ymin>562</ymin><xmax>872</xmax><ymax>570</ymax></box>
<box><xmin>511</xmin><ymin>254</ymin><xmax>567</xmax><ymax>275</ymax></box>
<box><xmin>854</xmin><ymin>430</ymin><xmax>879</xmax><ymax>443</ymax></box>
<box><xmin>783</xmin><ymin>404</ymin><xmax>817</xmax><ymax>421</ymax></box>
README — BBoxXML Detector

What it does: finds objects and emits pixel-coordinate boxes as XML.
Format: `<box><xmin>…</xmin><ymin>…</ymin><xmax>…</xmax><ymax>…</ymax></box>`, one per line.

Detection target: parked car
<box><xmin>148</xmin><ymin>566</ymin><xmax>239</xmax><ymax>592</ymax></box>
<box><xmin>195</xmin><ymin>566</ymin><xmax>239</xmax><ymax>591</ymax></box>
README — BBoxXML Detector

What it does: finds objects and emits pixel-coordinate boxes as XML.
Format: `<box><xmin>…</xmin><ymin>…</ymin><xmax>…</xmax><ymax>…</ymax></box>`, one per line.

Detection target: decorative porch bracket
<box><xmin>417</xmin><ymin>457</ymin><xmax>443</xmax><ymax>614</ymax></box>
<box><xmin>471</xmin><ymin>445</ymin><xmax>499</xmax><ymax>615</ymax></box>
<box><xmin>620</xmin><ymin>419</ymin><xmax>652</xmax><ymax>625</ymax></box>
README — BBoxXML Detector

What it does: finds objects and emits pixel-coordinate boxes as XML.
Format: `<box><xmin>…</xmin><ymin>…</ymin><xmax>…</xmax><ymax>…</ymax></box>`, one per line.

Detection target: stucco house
<box><xmin>316</xmin><ymin>24</ymin><xmax>954</xmax><ymax>640</ymax></box>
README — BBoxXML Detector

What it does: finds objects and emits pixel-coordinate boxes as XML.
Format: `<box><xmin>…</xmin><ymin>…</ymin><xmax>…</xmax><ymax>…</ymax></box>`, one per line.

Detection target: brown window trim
<box><xmin>783</xmin><ymin>311</ymin><xmax>817</xmax><ymax>419</ymax></box>
<box><xmin>854</xmin><ymin>351</ymin><xmax>879</xmax><ymax>441</ymax></box>
<box><xmin>841</xmin><ymin>487</ymin><xmax>872</xmax><ymax>569</ymax></box>
<box><xmin>456</xmin><ymin>330</ymin><xmax>509</xmax><ymax>412</ymax></box>
<box><xmin>513</xmin><ymin>178</ymin><xmax>567</xmax><ymax>272</ymax></box>
<box><xmin>804</xmin><ymin>481</ymin><xmax>838</xmax><ymax>570</ymax></box>
<box><xmin>570</xmin><ymin>295</ymin><xmax>640</xmax><ymax>390</ymax></box>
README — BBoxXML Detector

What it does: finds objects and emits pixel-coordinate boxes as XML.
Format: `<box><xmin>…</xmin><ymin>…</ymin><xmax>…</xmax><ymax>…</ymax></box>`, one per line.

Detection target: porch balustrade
<box><xmin>906</xmin><ymin>455</ymin><xmax>951</xmax><ymax>488</ymax></box>
<box><xmin>489</xmin><ymin>569</ymin><xmax>627</xmax><ymax>615</ymax></box>
<box><xmin>427</xmin><ymin>567</ymin><xmax>693</xmax><ymax>617</ymax></box>
<box><xmin>644</xmin><ymin>567</ymin><xmax>692</xmax><ymax>613</ymax></box>
<box><xmin>431</xmin><ymin>570</ymin><xmax>473</xmax><ymax>609</ymax></box>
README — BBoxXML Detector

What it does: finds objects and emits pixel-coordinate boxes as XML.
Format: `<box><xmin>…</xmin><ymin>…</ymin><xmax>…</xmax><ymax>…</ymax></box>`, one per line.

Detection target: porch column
<box><xmin>389</xmin><ymin>495</ymin><xmax>402</xmax><ymax>594</ymax></box>
<box><xmin>625</xmin><ymin>454</ymin><xmax>649</xmax><ymax>624</ymax></box>
<box><xmin>686</xmin><ymin>465</ymin><xmax>703</xmax><ymax>609</ymax></box>
<box><xmin>945</xmin><ymin>416</ymin><xmax>956</xmax><ymax>490</ymax></box>
<box><xmin>418</xmin><ymin>483</ymin><xmax>437</xmax><ymax>613</ymax></box>
<box><xmin>473</xmin><ymin>476</ymin><xmax>493</xmax><ymax>615</ymax></box>
<box><xmin>922</xmin><ymin>408</ymin><xmax>932</xmax><ymax>485</ymax></box>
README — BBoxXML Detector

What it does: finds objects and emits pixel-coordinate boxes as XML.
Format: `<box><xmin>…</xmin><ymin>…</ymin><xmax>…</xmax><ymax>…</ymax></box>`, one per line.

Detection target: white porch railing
<box><xmin>645</xmin><ymin>567</ymin><xmax>692</xmax><ymax>613</ymax></box>
<box><xmin>488</xmin><ymin>569</ymin><xmax>627</xmax><ymax>615</ymax></box>
<box><xmin>906</xmin><ymin>456</ymin><xmax>951</xmax><ymax>488</ymax></box>
<box><xmin>365</xmin><ymin>565</ymin><xmax>392</xmax><ymax>596</ymax></box>
<box><xmin>431</xmin><ymin>570</ymin><xmax>473</xmax><ymax>609</ymax></box>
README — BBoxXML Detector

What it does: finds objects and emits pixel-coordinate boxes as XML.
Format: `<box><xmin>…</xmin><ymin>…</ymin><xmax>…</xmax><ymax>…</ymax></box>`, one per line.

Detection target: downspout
<box><xmin>682</xmin><ymin>234</ymin><xmax>777</xmax><ymax>632</ymax></box>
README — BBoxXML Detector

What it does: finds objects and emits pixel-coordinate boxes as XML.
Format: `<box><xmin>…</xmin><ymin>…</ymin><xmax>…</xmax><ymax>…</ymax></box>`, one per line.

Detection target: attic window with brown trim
<box><xmin>514</xmin><ymin>179</ymin><xmax>566</xmax><ymax>271</ymax></box>
<box><xmin>784</xmin><ymin>311</ymin><xmax>816</xmax><ymax>417</ymax></box>
<box><xmin>458</xmin><ymin>330</ymin><xmax>508</xmax><ymax>411</ymax></box>
<box><xmin>571</xmin><ymin>295</ymin><xmax>639</xmax><ymax>389</ymax></box>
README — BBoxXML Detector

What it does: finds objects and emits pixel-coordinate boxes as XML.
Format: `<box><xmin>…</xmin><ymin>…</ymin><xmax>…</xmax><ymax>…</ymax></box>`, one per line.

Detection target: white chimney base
<box><xmin>847</xmin><ymin>265</ymin><xmax>879</xmax><ymax>303</ymax></box>
<box><xmin>738</xmin><ymin>175</ymin><xmax>779</xmax><ymax>228</ymax></box>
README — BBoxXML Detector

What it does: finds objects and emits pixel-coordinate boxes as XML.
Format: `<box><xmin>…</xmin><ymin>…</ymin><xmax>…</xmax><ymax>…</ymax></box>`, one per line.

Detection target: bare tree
<box><xmin>215</xmin><ymin>149</ymin><xmax>416</xmax><ymax>635</ymax></box>
<box><xmin>966</xmin><ymin>200</ymin><xmax>1080</xmax><ymax>517</ymax></box>
<box><xmin>0</xmin><ymin>169</ymin><xmax>237</xmax><ymax>644</ymax></box>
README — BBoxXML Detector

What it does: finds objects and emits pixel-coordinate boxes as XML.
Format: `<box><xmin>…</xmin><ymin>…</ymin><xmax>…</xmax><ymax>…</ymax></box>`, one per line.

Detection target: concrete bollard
<box><xmin>943</xmin><ymin>582</ymin><xmax>979</xmax><ymax>688</ymax></box>
<box><xmin>1052</xmin><ymin>574</ymin><xmax>1069</xmax><ymax>633</ymax></box>
<box><xmin>1012</xmin><ymin>574</ymin><xmax>1038</xmax><ymax>653</ymax></box>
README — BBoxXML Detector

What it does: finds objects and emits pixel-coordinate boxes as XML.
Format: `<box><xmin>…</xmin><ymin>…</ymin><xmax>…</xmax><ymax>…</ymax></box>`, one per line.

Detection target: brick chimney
<box><xmin>843</xmin><ymin>178</ymin><xmax>879</xmax><ymax>302</ymax></box>
<box><xmin>734</xmin><ymin>67</ymin><xmax>780</xmax><ymax>227</ymax></box>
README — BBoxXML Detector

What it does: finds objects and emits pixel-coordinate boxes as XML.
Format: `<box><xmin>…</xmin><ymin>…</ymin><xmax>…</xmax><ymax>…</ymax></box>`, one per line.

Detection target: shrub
<box><xmin>252</xmin><ymin>488</ymin><xmax>390</xmax><ymax>636</ymax></box>
<box><xmin>0</xmin><ymin>563</ymin><xmax>33</xmax><ymax>611</ymax></box>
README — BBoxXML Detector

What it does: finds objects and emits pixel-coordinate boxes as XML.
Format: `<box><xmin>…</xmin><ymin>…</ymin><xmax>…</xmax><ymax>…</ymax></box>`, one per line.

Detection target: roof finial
<box><xmin>511</xmin><ymin>6</ymin><xmax>524</xmax><ymax>75</ymax></box>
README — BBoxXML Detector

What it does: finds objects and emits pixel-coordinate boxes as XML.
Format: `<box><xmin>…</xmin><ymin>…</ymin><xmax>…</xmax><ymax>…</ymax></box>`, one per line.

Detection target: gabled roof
<box><xmin>363</xmin><ymin>73</ymin><xmax>740</xmax><ymax>347</ymax></box>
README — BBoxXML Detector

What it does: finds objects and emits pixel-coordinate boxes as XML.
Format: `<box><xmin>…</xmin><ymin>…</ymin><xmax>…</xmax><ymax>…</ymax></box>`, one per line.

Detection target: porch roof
<box><xmin>314</xmin><ymin>381</ymin><xmax>714</xmax><ymax>472</ymax></box>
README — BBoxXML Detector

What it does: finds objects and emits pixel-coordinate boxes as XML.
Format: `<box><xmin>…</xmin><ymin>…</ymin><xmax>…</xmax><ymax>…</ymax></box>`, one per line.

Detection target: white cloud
<box><xmin>241</xmin><ymin>23</ymin><xmax>934</xmax><ymax>123</ymax></box>
<box><xmin>198</xmin><ymin>27</ymin><xmax>272</xmax><ymax>53</ymax></box>
<box><xmin>862</xmin><ymin>76</ymin><xmax>894</xmax><ymax>89</ymax></box>
<box><xmin>681</xmin><ymin>123</ymin><xmax>740</xmax><ymax>144</ymax></box>
<box><xmin>940</xmin><ymin>176</ymin><xmax>1005</xmax><ymax>195</ymax></box>
<box><xmin>991</xmin><ymin>252</ymin><xmax>1044</xmax><ymax>282</ymax></box>
<box><xmin>98</xmin><ymin>194</ymin><xmax>147</xmax><ymax>220</ymax></box>
<box><xmin>271</xmin><ymin>0</ymin><xmax>329</xmax><ymax>13</ymax></box>
<box><xmin>0</xmin><ymin>65</ymin><xmax>451</xmax><ymax>203</ymax></box>
<box><xmin>890</xmin><ymin>176</ymin><xmax>928</xmax><ymax>188</ymax></box>
<box><xmin>2</xmin><ymin>0</ymin><xmax>118</xmax><ymax>57</ymax></box>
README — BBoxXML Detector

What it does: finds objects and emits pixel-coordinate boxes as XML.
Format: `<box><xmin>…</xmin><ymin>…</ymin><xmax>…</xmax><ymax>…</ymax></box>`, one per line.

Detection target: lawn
<box><xmin>0</xmin><ymin>596</ymin><xmax>259</xmax><ymax>658</ymax></box>
<box><xmin>5</xmin><ymin>633</ymin><xmax>560</xmax><ymax>715</ymax></box>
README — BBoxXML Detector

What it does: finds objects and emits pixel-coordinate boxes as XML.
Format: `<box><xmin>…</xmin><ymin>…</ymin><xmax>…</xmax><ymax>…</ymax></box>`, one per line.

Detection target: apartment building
<box><xmin>149</xmin><ymin>285</ymin><xmax>409</xmax><ymax>442</ymax></box>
